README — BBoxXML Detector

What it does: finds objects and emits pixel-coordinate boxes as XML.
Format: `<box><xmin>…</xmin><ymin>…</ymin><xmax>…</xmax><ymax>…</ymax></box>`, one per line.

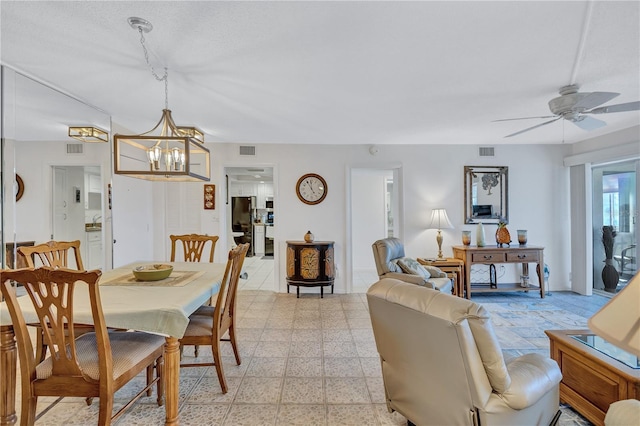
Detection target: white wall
<box><xmin>201</xmin><ymin>143</ymin><xmax>571</xmax><ymax>293</ymax></box>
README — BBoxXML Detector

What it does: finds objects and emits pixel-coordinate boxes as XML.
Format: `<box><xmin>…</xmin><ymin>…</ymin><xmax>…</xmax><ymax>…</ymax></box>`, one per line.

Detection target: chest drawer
<box><xmin>471</xmin><ymin>252</ymin><xmax>506</xmax><ymax>263</ymax></box>
<box><xmin>506</xmin><ymin>251</ymin><xmax>540</xmax><ymax>262</ymax></box>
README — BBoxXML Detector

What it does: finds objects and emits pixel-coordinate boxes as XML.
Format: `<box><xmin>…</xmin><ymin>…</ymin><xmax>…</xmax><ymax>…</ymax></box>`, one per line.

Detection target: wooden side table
<box><xmin>545</xmin><ymin>329</ymin><xmax>640</xmax><ymax>426</ymax></box>
<box><xmin>418</xmin><ymin>258</ymin><xmax>465</xmax><ymax>298</ymax></box>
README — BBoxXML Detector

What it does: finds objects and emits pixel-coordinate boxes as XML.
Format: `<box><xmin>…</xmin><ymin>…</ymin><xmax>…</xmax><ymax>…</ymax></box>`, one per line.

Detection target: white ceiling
<box><xmin>1</xmin><ymin>1</ymin><xmax>639</xmax><ymax>146</ymax></box>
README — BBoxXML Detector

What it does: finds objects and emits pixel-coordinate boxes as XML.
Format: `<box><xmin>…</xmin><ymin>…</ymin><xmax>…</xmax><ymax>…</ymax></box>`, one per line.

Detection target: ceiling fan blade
<box><xmin>572</xmin><ymin>115</ymin><xmax>607</xmax><ymax>131</ymax></box>
<box><xmin>504</xmin><ymin>117</ymin><xmax>562</xmax><ymax>138</ymax></box>
<box><xmin>492</xmin><ymin>115</ymin><xmax>556</xmax><ymax>122</ymax></box>
<box><xmin>586</xmin><ymin>101</ymin><xmax>640</xmax><ymax>114</ymax></box>
<box><xmin>573</xmin><ymin>91</ymin><xmax>619</xmax><ymax>110</ymax></box>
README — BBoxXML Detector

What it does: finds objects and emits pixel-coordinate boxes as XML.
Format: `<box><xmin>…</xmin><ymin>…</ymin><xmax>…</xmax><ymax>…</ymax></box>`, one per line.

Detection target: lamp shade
<box><xmin>588</xmin><ymin>274</ymin><xmax>640</xmax><ymax>357</ymax></box>
<box><xmin>428</xmin><ymin>208</ymin><xmax>454</xmax><ymax>230</ymax></box>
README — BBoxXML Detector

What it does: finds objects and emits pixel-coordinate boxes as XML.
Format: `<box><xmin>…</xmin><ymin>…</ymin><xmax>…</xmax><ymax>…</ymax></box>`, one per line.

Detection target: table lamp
<box><xmin>428</xmin><ymin>208</ymin><xmax>454</xmax><ymax>259</ymax></box>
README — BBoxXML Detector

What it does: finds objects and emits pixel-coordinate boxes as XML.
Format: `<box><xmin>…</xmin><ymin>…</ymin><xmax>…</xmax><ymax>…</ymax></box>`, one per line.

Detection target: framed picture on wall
<box><xmin>204</xmin><ymin>184</ymin><xmax>215</xmax><ymax>210</ymax></box>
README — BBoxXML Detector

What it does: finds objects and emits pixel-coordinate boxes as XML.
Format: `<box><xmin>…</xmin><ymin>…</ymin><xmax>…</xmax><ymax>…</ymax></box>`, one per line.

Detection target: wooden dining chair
<box><xmin>0</xmin><ymin>267</ymin><xmax>165</xmax><ymax>425</ymax></box>
<box><xmin>170</xmin><ymin>234</ymin><xmax>219</xmax><ymax>263</ymax></box>
<box><xmin>179</xmin><ymin>243</ymin><xmax>249</xmax><ymax>393</ymax></box>
<box><xmin>18</xmin><ymin>239</ymin><xmax>85</xmax><ymax>270</ymax></box>
<box><xmin>18</xmin><ymin>240</ymin><xmax>89</xmax><ymax>363</ymax></box>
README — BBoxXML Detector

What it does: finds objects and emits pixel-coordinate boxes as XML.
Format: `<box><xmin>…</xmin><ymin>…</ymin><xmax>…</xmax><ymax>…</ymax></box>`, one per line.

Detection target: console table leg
<box><xmin>320</xmin><ymin>286</ymin><xmax>324</xmax><ymax>298</ymax></box>
<box><xmin>537</xmin><ymin>261</ymin><xmax>545</xmax><ymax>298</ymax></box>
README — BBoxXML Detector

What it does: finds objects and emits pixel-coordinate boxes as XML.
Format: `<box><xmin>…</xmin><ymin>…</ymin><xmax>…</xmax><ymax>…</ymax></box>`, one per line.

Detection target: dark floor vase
<box><xmin>601</xmin><ymin>226</ymin><xmax>619</xmax><ymax>293</ymax></box>
<box><xmin>602</xmin><ymin>260</ymin><xmax>620</xmax><ymax>293</ymax></box>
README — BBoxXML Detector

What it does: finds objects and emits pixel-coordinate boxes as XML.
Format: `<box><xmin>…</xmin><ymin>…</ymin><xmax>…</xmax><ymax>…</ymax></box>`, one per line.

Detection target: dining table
<box><xmin>0</xmin><ymin>261</ymin><xmax>226</xmax><ymax>426</ymax></box>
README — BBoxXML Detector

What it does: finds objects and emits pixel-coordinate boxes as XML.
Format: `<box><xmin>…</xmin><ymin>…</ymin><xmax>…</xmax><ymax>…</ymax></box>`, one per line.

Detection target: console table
<box><xmin>286</xmin><ymin>240</ymin><xmax>335</xmax><ymax>298</ymax></box>
<box><xmin>545</xmin><ymin>329</ymin><xmax>640</xmax><ymax>426</ymax></box>
<box><xmin>452</xmin><ymin>245</ymin><xmax>545</xmax><ymax>298</ymax></box>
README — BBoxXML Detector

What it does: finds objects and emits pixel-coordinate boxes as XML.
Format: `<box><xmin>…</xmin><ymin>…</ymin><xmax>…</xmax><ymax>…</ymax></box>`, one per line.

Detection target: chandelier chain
<box><xmin>138</xmin><ymin>27</ymin><xmax>169</xmax><ymax>110</ymax></box>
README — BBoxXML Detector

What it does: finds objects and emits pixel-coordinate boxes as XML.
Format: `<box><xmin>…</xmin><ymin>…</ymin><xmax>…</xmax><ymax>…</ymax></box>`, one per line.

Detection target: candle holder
<box><xmin>517</xmin><ymin>229</ymin><xmax>528</xmax><ymax>246</ymax></box>
<box><xmin>461</xmin><ymin>231</ymin><xmax>471</xmax><ymax>246</ymax></box>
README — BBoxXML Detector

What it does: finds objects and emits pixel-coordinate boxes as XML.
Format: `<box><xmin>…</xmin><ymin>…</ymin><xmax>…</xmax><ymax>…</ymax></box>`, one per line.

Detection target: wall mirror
<box><xmin>1</xmin><ymin>66</ymin><xmax>113</xmax><ymax>270</ymax></box>
<box><xmin>464</xmin><ymin>166</ymin><xmax>508</xmax><ymax>224</ymax></box>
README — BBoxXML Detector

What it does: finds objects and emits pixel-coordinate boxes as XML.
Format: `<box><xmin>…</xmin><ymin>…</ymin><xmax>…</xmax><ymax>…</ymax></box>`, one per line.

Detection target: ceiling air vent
<box><xmin>66</xmin><ymin>143</ymin><xmax>84</xmax><ymax>154</ymax></box>
<box><xmin>479</xmin><ymin>146</ymin><xmax>495</xmax><ymax>157</ymax></box>
<box><xmin>239</xmin><ymin>146</ymin><xmax>256</xmax><ymax>156</ymax></box>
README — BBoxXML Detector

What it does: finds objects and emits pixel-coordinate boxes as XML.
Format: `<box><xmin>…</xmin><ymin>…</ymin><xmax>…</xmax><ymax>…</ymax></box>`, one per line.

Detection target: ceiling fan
<box><xmin>494</xmin><ymin>84</ymin><xmax>640</xmax><ymax>138</ymax></box>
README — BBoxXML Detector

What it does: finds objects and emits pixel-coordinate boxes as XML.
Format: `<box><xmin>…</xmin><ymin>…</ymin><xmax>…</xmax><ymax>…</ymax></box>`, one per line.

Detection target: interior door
<box><xmin>52</xmin><ymin>166</ymin><xmax>69</xmax><ymax>240</ymax></box>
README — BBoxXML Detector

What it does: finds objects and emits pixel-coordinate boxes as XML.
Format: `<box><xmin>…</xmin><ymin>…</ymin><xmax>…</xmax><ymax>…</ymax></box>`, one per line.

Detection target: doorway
<box><xmin>592</xmin><ymin>160</ymin><xmax>639</xmax><ymax>293</ymax></box>
<box><xmin>52</xmin><ymin>165</ymin><xmax>104</xmax><ymax>270</ymax></box>
<box><xmin>224</xmin><ymin>166</ymin><xmax>276</xmax><ymax>291</ymax></box>
<box><xmin>349</xmin><ymin>166</ymin><xmax>402</xmax><ymax>292</ymax></box>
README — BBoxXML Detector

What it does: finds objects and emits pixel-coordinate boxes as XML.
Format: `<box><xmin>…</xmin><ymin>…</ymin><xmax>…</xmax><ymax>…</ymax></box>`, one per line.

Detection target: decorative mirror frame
<box><xmin>464</xmin><ymin>166</ymin><xmax>509</xmax><ymax>224</ymax></box>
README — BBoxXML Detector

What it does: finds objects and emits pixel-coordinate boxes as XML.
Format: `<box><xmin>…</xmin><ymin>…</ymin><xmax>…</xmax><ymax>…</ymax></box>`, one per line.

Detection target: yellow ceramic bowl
<box><xmin>132</xmin><ymin>264</ymin><xmax>173</xmax><ymax>281</ymax></box>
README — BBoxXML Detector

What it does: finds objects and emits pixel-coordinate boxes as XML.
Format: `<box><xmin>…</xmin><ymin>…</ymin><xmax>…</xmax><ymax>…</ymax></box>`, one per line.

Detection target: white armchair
<box><xmin>367</xmin><ymin>278</ymin><xmax>562</xmax><ymax>425</ymax></box>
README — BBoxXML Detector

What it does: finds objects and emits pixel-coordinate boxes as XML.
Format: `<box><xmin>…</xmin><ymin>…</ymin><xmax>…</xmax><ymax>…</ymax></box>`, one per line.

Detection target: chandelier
<box><xmin>114</xmin><ymin>17</ymin><xmax>210</xmax><ymax>182</ymax></box>
<box><xmin>68</xmin><ymin>126</ymin><xmax>108</xmax><ymax>143</ymax></box>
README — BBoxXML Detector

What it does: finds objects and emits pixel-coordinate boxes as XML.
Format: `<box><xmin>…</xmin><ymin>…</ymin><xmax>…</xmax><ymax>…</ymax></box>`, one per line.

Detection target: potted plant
<box><xmin>601</xmin><ymin>225</ymin><xmax>619</xmax><ymax>293</ymax></box>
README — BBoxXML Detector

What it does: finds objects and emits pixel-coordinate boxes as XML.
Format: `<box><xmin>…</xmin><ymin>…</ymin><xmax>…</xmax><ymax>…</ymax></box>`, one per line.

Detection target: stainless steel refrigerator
<box><xmin>231</xmin><ymin>196</ymin><xmax>256</xmax><ymax>256</ymax></box>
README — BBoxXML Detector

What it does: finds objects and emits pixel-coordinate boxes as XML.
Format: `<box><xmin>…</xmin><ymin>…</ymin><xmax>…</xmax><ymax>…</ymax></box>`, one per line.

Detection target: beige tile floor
<box><xmin>10</xmin><ymin>258</ymin><xmax>602</xmax><ymax>425</ymax></box>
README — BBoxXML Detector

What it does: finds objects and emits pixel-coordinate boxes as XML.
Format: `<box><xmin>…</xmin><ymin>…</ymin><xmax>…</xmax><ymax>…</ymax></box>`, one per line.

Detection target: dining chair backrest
<box><xmin>18</xmin><ymin>240</ymin><xmax>85</xmax><ymax>270</ymax></box>
<box><xmin>170</xmin><ymin>234</ymin><xmax>219</xmax><ymax>263</ymax></box>
<box><xmin>214</xmin><ymin>243</ymin><xmax>249</xmax><ymax>336</ymax></box>
<box><xmin>0</xmin><ymin>267</ymin><xmax>106</xmax><ymax>384</ymax></box>
<box><xmin>0</xmin><ymin>266</ymin><xmax>166</xmax><ymax>425</ymax></box>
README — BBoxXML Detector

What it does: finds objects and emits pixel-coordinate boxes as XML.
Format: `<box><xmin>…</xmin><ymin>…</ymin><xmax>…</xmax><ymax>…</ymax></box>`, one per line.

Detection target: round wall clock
<box><xmin>296</xmin><ymin>173</ymin><xmax>327</xmax><ymax>205</ymax></box>
<box><xmin>15</xmin><ymin>174</ymin><xmax>25</xmax><ymax>201</ymax></box>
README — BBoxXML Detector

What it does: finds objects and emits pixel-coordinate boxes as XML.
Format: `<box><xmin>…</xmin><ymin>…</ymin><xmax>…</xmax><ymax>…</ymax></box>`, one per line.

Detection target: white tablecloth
<box><xmin>0</xmin><ymin>261</ymin><xmax>225</xmax><ymax>338</ymax></box>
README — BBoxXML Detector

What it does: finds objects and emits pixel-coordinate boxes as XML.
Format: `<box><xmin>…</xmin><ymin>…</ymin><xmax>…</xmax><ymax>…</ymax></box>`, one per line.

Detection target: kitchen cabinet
<box><xmin>86</xmin><ymin>230</ymin><xmax>102</xmax><ymax>270</ymax></box>
<box><xmin>256</xmin><ymin>182</ymin><xmax>274</xmax><ymax>208</ymax></box>
<box><xmin>254</xmin><ymin>225</ymin><xmax>265</xmax><ymax>255</ymax></box>
<box><xmin>84</xmin><ymin>173</ymin><xmax>102</xmax><ymax>209</ymax></box>
<box><xmin>89</xmin><ymin>174</ymin><xmax>101</xmax><ymax>192</ymax></box>
<box><xmin>229</xmin><ymin>182</ymin><xmax>256</xmax><ymax>197</ymax></box>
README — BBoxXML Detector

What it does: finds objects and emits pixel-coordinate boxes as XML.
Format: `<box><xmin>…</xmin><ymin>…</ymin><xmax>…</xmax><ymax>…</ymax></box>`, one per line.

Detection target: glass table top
<box><xmin>571</xmin><ymin>334</ymin><xmax>639</xmax><ymax>369</ymax></box>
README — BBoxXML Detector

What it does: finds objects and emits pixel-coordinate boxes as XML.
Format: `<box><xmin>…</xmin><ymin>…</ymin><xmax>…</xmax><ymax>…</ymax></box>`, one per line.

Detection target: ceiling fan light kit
<box><xmin>497</xmin><ymin>84</ymin><xmax>640</xmax><ymax>138</ymax></box>
<box><xmin>114</xmin><ymin>17</ymin><xmax>211</xmax><ymax>182</ymax></box>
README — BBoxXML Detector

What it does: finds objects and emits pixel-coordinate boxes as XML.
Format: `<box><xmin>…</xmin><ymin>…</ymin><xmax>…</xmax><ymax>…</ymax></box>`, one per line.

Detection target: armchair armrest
<box><xmin>500</xmin><ymin>353</ymin><xmax>562</xmax><ymax>410</ymax></box>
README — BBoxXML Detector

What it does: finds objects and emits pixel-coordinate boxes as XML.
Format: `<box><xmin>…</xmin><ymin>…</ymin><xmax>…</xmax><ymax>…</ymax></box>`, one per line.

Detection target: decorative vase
<box><xmin>461</xmin><ymin>231</ymin><xmax>471</xmax><ymax>246</ymax></box>
<box><xmin>476</xmin><ymin>223</ymin><xmax>485</xmax><ymax>247</ymax></box>
<box><xmin>495</xmin><ymin>221</ymin><xmax>511</xmax><ymax>247</ymax></box>
<box><xmin>601</xmin><ymin>226</ymin><xmax>619</xmax><ymax>293</ymax></box>
<box><xmin>304</xmin><ymin>230</ymin><xmax>314</xmax><ymax>243</ymax></box>
<box><xmin>517</xmin><ymin>230</ymin><xmax>528</xmax><ymax>246</ymax></box>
